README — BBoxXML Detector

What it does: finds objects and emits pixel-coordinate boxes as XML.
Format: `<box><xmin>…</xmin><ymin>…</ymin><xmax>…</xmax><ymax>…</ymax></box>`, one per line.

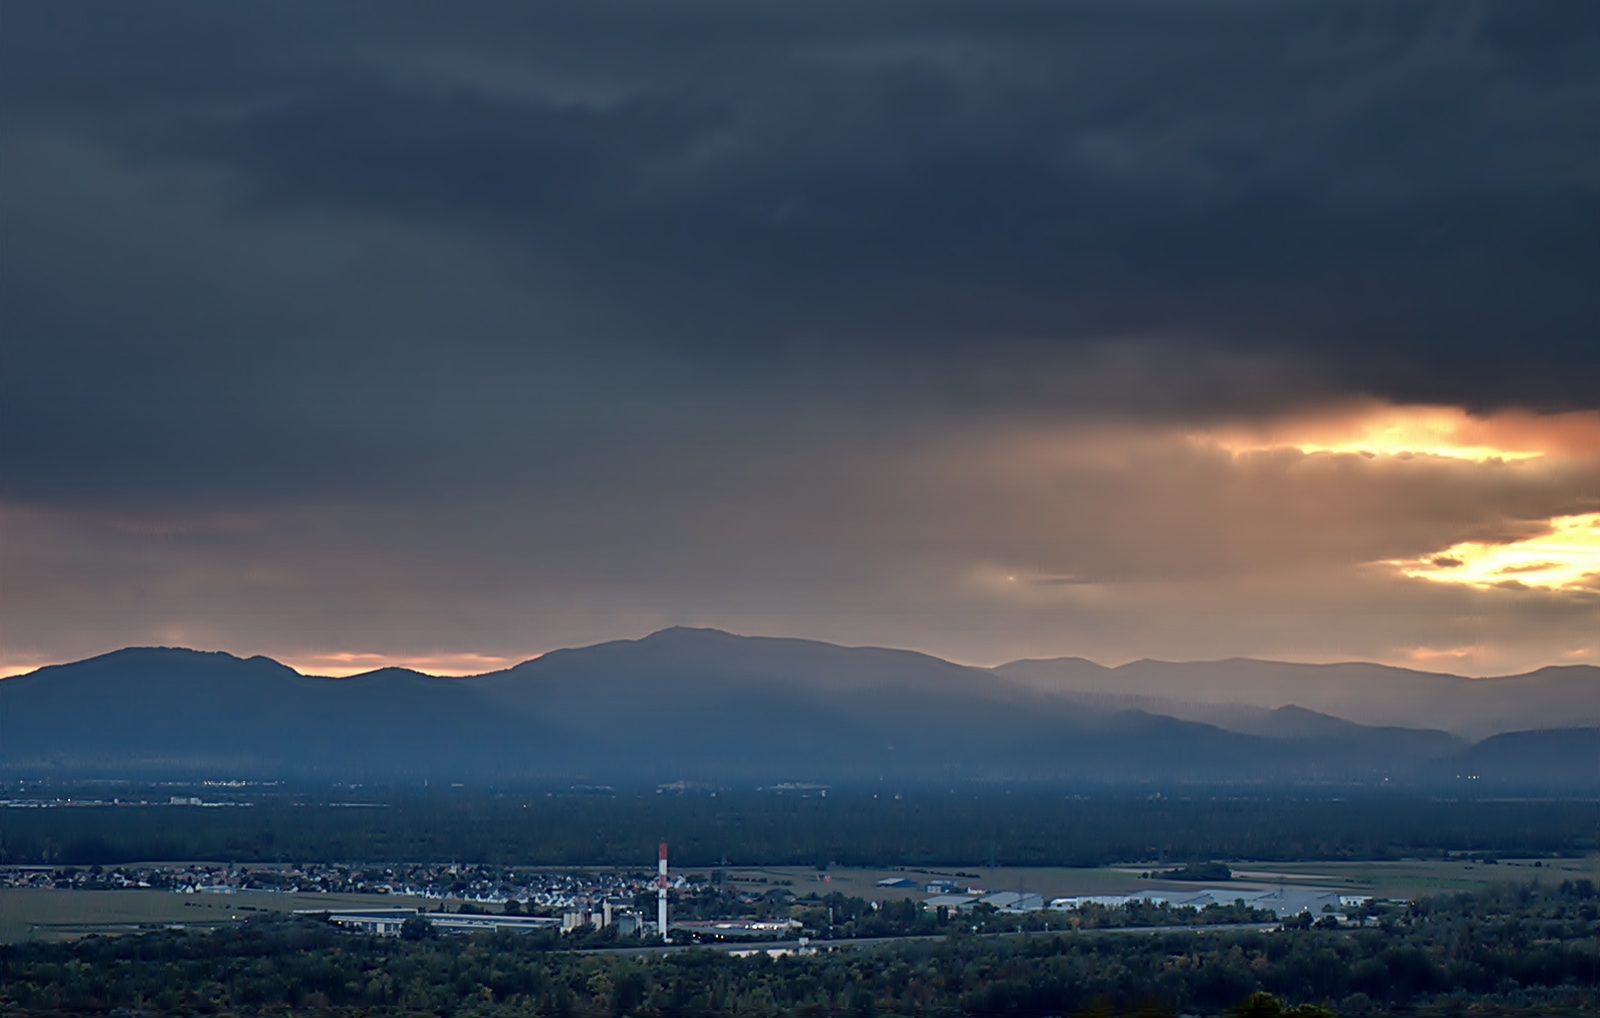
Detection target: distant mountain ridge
<box><xmin>992</xmin><ymin>656</ymin><xmax>1600</xmax><ymax>739</ymax></box>
<box><xmin>1</xmin><ymin>629</ymin><xmax>1594</xmax><ymax>787</ymax></box>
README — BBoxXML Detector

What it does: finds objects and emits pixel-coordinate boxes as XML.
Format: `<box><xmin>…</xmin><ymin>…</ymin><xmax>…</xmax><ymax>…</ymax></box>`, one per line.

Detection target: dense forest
<box><xmin>3</xmin><ymin>789</ymin><xmax>1597</xmax><ymax>867</ymax></box>
<box><xmin>3</xmin><ymin>881</ymin><xmax>1598</xmax><ymax>1016</ymax></box>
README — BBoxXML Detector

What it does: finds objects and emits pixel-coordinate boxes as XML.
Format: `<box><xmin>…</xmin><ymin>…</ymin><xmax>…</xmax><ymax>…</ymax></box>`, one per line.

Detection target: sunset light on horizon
<box><xmin>277</xmin><ymin>651</ymin><xmax>526</xmax><ymax>678</ymax></box>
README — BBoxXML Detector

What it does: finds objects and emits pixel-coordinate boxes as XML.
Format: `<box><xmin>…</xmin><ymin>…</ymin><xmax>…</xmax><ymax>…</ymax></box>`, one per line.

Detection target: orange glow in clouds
<box><xmin>1199</xmin><ymin>404</ymin><xmax>1600</xmax><ymax>595</ymax></box>
<box><xmin>1390</xmin><ymin>513</ymin><xmax>1600</xmax><ymax>593</ymax></box>
<box><xmin>1204</xmin><ymin>404</ymin><xmax>1600</xmax><ymax>463</ymax></box>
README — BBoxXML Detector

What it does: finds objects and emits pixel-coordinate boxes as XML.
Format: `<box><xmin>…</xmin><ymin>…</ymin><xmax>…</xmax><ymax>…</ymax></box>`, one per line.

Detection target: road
<box><xmin>577</xmin><ymin>923</ymin><xmax>1284</xmax><ymax>957</ymax></box>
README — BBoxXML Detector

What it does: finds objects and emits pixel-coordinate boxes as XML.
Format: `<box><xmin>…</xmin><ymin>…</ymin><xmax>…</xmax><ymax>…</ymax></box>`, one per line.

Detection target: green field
<box><xmin>0</xmin><ymin>888</ymin><xmax>430</xmax><ymax>943</ymax></box>
<box><xmin>1219</xmin><ymin>855</ymin><xmax>1600</xmax><ymax>897</ymax></box>
<box><xmin>731</xmin><ymin>855</ymin><xmax>1600</xmax><ymax>903</ymax></box>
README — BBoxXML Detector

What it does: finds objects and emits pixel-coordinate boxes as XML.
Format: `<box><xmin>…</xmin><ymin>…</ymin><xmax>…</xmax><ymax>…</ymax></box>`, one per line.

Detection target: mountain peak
<box><xmin>19</xmin><ymin>646</ymin><xmax>299</xmax><ymax>681</ymax></box>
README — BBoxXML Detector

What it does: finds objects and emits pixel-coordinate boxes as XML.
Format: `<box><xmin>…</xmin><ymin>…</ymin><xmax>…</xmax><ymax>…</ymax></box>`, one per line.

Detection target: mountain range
<box><xmin>2</xmin><ymin>628</ymin><xmax>1596</xmax><ymax>787</ymax></box>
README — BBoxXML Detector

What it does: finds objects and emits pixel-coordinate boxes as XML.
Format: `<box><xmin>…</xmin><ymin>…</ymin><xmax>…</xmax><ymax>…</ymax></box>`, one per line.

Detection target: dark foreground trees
<box><xmin>2</xmin><ymin>882</ymin><xmax>1597</xmax><ymax>1016</ymax></box>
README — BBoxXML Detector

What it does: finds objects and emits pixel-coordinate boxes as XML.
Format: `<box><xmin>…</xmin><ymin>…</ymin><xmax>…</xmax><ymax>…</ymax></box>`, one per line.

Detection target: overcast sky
<box><xmin>4</xmin><ymin>1</ymin><xmax>1598</xmax><ymax>677</ymax></box>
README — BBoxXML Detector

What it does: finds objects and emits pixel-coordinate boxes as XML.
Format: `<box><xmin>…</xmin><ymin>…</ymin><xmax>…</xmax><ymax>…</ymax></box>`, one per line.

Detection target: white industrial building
<box><xmin>922</xmin><ymin>890</ymin><xmax>1045</xmax><ymax>913</ymax></box>
<box><xmin>1048</xmin><ymin>887</ymin><xmax>1371</xmax><ymax>920</ymax></box>
<box><xmin>305</xmin><ymin>907</ymin><xmax>565</xmax><ymax>936</ymax></box>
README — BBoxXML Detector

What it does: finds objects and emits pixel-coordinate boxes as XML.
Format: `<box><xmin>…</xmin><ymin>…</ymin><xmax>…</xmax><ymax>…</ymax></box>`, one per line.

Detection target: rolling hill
<box><xmin>0</xmin><ymin>629</ymin><xmax>1590</xmax><ymax>787</ymax></box>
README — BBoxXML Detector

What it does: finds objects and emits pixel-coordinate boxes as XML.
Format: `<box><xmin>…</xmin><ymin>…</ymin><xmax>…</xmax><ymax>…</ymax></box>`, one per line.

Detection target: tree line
<box><xmin>3</xmin><ymin>790</ymin><xmax>1596</xmax><ymax>867</ymax></box>
<box><xmin>3</xmin><ymin>881</ymin><xmax>1597</xmax><ymax>1016</ymax></box>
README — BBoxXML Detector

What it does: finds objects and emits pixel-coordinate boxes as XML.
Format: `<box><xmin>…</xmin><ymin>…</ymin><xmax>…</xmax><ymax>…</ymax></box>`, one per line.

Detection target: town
<box><xmin>0</xmin><ymin>855</ymin><xmax>1388</xmax><ymax>942</ymax></box>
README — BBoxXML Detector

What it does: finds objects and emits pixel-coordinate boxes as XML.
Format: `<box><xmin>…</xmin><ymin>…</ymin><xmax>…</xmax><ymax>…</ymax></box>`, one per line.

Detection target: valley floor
<box><xmin>6</xmin><ymin>857</ymin><xmax>1597</xmax><ymax>944</ymax></box>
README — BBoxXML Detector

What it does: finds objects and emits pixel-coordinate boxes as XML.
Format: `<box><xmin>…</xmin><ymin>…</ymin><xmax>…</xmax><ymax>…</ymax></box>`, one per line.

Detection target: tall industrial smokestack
<box><xmin>657</xmin><ymin>841</ymin><xmax>669</xmax><ymax>938</ymax></box>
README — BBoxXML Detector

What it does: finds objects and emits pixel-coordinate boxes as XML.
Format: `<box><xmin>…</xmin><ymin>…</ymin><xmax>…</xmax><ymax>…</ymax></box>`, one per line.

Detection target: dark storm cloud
<box><xmin>5</xmin><ymin>2</ymin><xmax>1600</xmax><ymax>675</ymax></box>
<box><xmin>7</xmin><ymin>2</ymin><xmax>1599</xmax><ymax>386</ymax></box>
<box><xmin>3</xmin><ymin>0</ymin><xmax>1596</xmax><ymax>511</ymax></box>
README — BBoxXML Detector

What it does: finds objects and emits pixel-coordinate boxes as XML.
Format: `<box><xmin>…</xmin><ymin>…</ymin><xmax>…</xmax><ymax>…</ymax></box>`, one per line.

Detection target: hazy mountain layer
<box><xmin>0</xmin><ymin>629</ymin><xmax>1590</xmax><ymax>787</ymax></box>
<box><xmin>993</xmin><ymin>657</ymin><xmax>1600</xmax><ymax>739</ymax></box>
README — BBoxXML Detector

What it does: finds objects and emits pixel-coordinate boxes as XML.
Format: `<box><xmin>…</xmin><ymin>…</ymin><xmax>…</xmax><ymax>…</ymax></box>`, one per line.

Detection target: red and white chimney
<box><xmin>657</xmin><ymin>841</ymin><xmax>669</xmax><ymax>937</ymax></box>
